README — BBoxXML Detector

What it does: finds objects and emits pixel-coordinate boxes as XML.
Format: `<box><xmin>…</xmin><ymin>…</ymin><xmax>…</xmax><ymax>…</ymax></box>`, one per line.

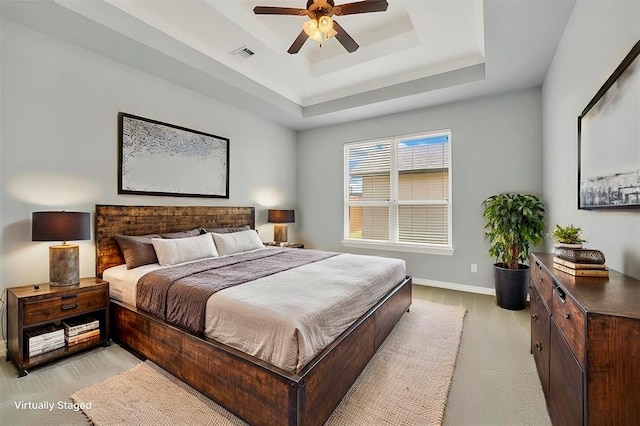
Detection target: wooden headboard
<box><xmin>95</xmin><ymin>205</ymin><xmax>255</xmax><ymax>278</ymax></box>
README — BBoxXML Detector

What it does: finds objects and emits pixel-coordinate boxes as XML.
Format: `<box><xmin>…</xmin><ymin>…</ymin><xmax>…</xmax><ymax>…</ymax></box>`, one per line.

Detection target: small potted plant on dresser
<box><xmin>551</xmin><ymin>224</ymin><xmax>586</xmax><ymax>249</ymax></box>
<box><xmin>482</xmin><ymin>193</ymin><xmax>545</xmax><ymax>310</ymax></box>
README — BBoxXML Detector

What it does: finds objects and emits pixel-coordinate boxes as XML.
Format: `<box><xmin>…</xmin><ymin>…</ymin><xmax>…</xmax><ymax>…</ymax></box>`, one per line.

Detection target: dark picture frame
<box><xmin>578</xmin><ymin>40</ymin><xmax>640</xmax><ymax>209</ymax></box>
<box><xmin>118</xmin><ymin>112</ymin><xmax>229</xmax><ymax>199</ymax></box>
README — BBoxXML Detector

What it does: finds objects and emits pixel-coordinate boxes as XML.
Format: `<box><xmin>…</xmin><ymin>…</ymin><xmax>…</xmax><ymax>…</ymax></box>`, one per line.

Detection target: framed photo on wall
<box><xmin>118</xmin><ymin>112</ymin><xmax>229</xmax><ymax>198</ymax></box>
<box><xmin>578</xmin><ymin>40</ymin><xmax>640</xmax><ymax>209</ymax></box>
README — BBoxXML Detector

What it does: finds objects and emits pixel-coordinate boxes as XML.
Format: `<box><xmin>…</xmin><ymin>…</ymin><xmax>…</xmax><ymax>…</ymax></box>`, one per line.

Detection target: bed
<box><xmin>96</xmin><ymin>205</ymin><xmax>412</xmax><ymax>426</ymax></box>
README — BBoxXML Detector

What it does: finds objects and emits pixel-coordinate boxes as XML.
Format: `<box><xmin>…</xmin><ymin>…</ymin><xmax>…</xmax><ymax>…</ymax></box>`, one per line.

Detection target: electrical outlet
<box><xmin>471</xmin><ymin>263</ymin><xmax>478</xmax><ymax>273</ymax></box>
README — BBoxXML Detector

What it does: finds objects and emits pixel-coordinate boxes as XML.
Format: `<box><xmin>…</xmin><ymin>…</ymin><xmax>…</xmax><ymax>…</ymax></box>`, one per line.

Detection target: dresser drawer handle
<box><xmin>564</xmin><ymin>313</ymin><xmax>571</xmax><ymax>320</ymax></box>
<box><xmin>531</xmin><ymin>314</ymin><xmax>538</xmax><ymax>321</ymax></box>
<box><xmin>553</xmin><ymin>281</ymin><xmax>566</xmax><ymax>303</ymax></box>
<box><xmin>62</xmin><ymin>303</ymin><xmax>78</xmax><ymax>310</ymax></box>
<box><xmin>535</xmin><ymin>342</ymin><xmax>542</xmax><ymax>351</ymax></box>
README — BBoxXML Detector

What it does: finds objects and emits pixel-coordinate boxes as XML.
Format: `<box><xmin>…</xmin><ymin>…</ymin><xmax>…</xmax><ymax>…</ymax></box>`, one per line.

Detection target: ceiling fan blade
<box><xmin>288</xmin><ymin>30</ymin><xmax>309</xmax><ymax>54</ymax></box>
<box><xmin>253</xmin><ymin>6</ymin><xmax>307</xmax><ymax>15</ymax></box>
<box><xmin>332</xmin><ymin>20</ymin><xmax>359</xmax><ymax>53</ymax></box>
<box><xmin>334</xmin><ymin>0</ymin><xmax>388</xmax><ymax>15</ymax></box>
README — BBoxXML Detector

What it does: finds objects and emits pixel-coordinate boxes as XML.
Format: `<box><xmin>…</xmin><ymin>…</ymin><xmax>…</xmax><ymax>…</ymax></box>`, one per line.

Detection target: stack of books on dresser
<box><xmin>62</xmin><ymin>316</ymin><xmax>100</xmax><ymax>346</ymax></box>
<box><xmin>553</xmin><ymin>248</ymin><xmax>609</xmax><ymax>277</ymax></box>
<box><xmin>25</xmin><ymin>324</ymin><xmax>65</xmax><ymax>357</ymax></box>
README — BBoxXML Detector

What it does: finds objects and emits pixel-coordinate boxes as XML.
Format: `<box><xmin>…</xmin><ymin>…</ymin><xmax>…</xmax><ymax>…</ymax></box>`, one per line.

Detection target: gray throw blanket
<box><xmin>136</xmin><ymin>248</ymin><xmax>337</xmax><ymax>334</ymax></box>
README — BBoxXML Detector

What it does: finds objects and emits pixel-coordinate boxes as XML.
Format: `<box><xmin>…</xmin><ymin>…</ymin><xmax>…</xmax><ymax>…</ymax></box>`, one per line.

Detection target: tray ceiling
<box><xmin>1</xmin><ymin>0</ymin><xmax>576</xmax><ymax>130</ymax></box>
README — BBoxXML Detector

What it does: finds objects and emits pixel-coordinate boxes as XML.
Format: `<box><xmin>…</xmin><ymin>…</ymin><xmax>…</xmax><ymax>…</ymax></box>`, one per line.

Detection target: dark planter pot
<box><xmin>493</xmin><ymin>263</ymin><xmax>530</xmax><ymax>310</ymax></box>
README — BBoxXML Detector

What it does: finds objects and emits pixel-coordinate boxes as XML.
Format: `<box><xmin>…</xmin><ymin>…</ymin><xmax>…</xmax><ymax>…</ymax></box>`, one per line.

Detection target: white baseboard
<box><xmin>412</xmin><ymin>277</ymin><xmax>496</xmax><ymax>296</ymax></box>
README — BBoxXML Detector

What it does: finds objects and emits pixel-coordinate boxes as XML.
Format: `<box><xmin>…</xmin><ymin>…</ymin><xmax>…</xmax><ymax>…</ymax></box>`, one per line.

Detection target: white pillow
<box><xmin>151</xmin><ymin>233</ymin><xmax>218</xmax><ymax>266</ymax></box>
<box><xmin>212</xmin><ymin>229</ymin><xmax>264</xmax><ymax>256</ymax></box>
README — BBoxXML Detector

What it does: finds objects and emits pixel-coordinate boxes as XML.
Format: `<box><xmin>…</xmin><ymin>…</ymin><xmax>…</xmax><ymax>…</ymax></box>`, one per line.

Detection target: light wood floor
<box><xmin>1</xmin><ymin>285</ymin><xmax>551</xmax><ymax>425</ymax></box>
<box><xmin>420</xmin><ymin>286</ymin><xmax>551</xmax><ymax>426</ymax></box>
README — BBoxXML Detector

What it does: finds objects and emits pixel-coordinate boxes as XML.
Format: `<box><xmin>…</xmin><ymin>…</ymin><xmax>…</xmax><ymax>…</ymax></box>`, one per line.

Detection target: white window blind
<box><xmin>344</xmin><ymin>130</ymin><xmax>452</xmax><ymax>251</ymax></box>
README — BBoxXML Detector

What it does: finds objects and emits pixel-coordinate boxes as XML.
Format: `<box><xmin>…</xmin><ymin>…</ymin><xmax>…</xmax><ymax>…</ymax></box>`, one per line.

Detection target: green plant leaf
<box><xmin>551</xmin><ymin>224</ymin><xmax>586</xmax><ymax>244</ymax></box>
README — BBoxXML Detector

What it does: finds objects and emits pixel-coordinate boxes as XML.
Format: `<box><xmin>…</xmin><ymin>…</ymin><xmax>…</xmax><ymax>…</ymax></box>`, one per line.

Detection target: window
<box><xmin>343</xmin><ymin>130</ymin><xmax>453</xmax><ymax>255</ymax></box>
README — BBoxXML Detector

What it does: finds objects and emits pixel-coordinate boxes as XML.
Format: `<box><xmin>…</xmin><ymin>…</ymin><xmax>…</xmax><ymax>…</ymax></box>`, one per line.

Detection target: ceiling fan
<box><xmin>253</xmin><ymin>0</ymin><xmax>389</xmax><ymax>54</ymax></box>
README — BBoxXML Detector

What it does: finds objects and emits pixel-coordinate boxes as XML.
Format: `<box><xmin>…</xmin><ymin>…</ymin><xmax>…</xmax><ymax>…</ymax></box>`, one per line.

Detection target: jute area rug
<box><xmin>71</xmin><ymin>299</ymin><xmax>466</xmax><ymax>425</ymax></box>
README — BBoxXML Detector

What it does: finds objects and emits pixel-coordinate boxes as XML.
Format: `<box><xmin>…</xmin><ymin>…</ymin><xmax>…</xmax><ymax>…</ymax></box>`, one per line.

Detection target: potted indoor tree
<box><xmin>482</xmin><ymin>193</ymin><xmax>545</xmax><ymax>310</ymax></box>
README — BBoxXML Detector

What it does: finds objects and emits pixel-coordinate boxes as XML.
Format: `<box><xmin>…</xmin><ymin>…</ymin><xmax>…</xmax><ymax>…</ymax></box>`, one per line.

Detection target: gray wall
<box><xmin>297</xmin><ymin>88</ymin><xmax>543</xmax><ymax>291</ymax></box>
<box><xmin>5</xmin><ymin>0</ymin><xmax>637</xmax><ymax>298</ymax></box>
<box><xmin>542</xmin><ymin>0</ymin><xmax>640</xmax><ymax>279</ymax></box>
<box><xmin>0</xmin><ymin>19</ymin><xmax>298</xmax><ymax>289</ymax></box>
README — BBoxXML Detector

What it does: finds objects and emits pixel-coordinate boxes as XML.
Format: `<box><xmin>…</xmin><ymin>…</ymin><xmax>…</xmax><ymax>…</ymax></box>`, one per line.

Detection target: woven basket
<box><xmin>555</xmin><ymin>248</ymin><xmax>606</xmax><ymax>264</ymax></box>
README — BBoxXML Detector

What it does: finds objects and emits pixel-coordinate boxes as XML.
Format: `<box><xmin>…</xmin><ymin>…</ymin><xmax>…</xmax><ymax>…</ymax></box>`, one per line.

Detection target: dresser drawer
<box><xmin>530</xmin><ymin>286</ymin><xmax>551</xmax><ymax>403</ymax></box>
<box><xmin>23</xmin><ymin>289</ymin><xmax>108</xmax><ymax>325</ymax></box>
<box><xmin>551</xmin><ymin>282</ymin><xmax>586</xmax><ymax>367</ymax></box>
<box><xmin>531</xmin><ymin>257</ymin><xmax>553</xmax><ymax>309</ymax></box>
<box><xmin>549</xmin><ymin>323</ymin><xmax>584</xmax><ymax>426</ymax></box>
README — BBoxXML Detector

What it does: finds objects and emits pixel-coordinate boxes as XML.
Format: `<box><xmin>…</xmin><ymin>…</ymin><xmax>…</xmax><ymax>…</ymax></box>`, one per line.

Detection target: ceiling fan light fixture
<box><xmin>255</xmin><ymin>0</ymin><xmax>389</xmax><ymax>53</ymax></box>
<box><xmin>310</xmin><ymin>29</ymin><xmax>323</xmax><ymax>43</ymax></box>
<box><xmin>318</xmin><ymin>15</ymin><xmax>333</xmax><ymax>33</ymax></box>
<box><xmin>303</xmin><ymin>18</ymin><xmax>318</xmax><ymax>36</ymax></box>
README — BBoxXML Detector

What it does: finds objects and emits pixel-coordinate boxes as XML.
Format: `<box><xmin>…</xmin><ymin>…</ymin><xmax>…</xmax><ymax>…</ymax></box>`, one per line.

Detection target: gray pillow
<box><xmin>114</xmin><ymin>234</ymin><xmax>161</xmax><ymax>269</ymax></box>
<box><xmin>203</xmin><ymin>225</ymin><xmax>251</xmax><ymax>234</ymax></box>
<box><xmin>160</xmin><ymin>228</ymin><xmax>202</xmax><ymax>239</ymax></box>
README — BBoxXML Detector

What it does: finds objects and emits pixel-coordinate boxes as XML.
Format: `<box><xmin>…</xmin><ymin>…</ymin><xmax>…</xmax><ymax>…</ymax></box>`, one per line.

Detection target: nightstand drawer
<box><xmin>551</xmin><ymin>282</ymin><xmax>586</xmax><ymax>367</ymax></box>
<box><xmin>23</xmin><ymin>289</ymin><xmax>107</xmax><ymax>325</ymax></box>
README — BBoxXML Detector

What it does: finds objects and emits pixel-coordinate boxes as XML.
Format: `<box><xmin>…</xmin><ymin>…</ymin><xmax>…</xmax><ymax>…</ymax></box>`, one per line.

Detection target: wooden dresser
<box><xmin>529</xmin><ymin>253</ymin><xmax>640</xmax><ymax>425</ymax></box>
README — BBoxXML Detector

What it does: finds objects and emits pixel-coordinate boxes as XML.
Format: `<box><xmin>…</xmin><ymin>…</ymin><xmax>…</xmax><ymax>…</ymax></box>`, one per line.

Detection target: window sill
<box><xmin>341</xmin><ymin>240</ymin><xmax>455</xmax><ymax>256</ymax></box>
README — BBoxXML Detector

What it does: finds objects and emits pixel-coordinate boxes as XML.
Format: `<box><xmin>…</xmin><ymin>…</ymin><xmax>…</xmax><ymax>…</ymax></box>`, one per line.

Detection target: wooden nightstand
<box><xmin>6</xmin><ymin>277</ymin><xmax>110</xmax><ymax>377</ymax></box>
<box><xmin>264</xmin><ymin>242</ymin><xmax>305</xmax><ymax>249</ymax></box>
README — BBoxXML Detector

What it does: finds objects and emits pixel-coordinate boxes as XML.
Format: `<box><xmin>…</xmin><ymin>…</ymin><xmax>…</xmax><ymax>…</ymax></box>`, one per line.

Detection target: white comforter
<box><xmin>105</xmin><ymin>249</ymin><xmax>406</xmax><ymax>374</ymax></box>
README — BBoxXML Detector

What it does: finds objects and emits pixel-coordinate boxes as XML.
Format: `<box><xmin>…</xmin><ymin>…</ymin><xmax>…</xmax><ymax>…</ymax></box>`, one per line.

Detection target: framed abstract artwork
<box><xmin>578</xmin><ymin>40</ymin><xmax>640</xmax><ymax>209</ymax></box>
<box><xmin>118</xmin><ymin>112</ymin><xmax>229</xmax><ymax>198</ymax></box>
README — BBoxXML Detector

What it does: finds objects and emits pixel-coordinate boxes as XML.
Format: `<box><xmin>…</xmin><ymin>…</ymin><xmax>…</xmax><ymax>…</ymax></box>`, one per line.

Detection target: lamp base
<box><xmin>273</xmin><ymin>224</ymin><xmax>288</xmax><ymax>244</ymax></box>
<box><xmin>49</xmin><ymin>244</ymin><xmax>80</xmax><ymax>286</ymax></box>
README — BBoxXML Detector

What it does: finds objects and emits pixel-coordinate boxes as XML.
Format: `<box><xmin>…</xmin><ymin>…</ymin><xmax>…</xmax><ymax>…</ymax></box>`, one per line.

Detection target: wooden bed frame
<box><xmin>96</xmin><ymin>205</ymin><xmax>412</xmax><ymax>426</ymax></box>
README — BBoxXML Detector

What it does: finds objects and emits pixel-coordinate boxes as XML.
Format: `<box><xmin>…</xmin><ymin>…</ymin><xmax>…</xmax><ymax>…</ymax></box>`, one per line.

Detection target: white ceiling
<box><xmin>1</xmin><ymin>0</ymin><xmax>576</xmax><ymax>130</ymax></box>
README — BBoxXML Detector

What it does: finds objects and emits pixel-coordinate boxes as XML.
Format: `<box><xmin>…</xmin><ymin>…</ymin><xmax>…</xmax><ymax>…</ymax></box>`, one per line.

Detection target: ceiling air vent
<box><xmin>230</xmin><ymin>46</ymin><xmax>255</xmax><ymax>59</ymax></box>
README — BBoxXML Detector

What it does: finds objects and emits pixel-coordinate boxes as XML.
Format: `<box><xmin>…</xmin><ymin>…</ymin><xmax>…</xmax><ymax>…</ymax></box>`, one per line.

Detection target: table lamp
<box><xmin>32</xmin><ymin>211</ymin><xmax>90</xmax><ymax>286</ymax></box>
<box><xmin>268</xmin><ymin>209</ymin><xmax>295</xmax><ymax>245</ymax></box>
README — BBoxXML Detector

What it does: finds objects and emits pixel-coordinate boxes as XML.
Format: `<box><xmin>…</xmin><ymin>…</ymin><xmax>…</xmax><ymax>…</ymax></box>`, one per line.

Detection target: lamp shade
<box><xmin>32</xmin><ymin>211</ymin><xmax>90</xmax><ymax>242</ymax></box>
<box><xmin>303</xmin><ymin>18</ymin><xmax>318</xmax><ymax>37</ymax></box>
<box><xmin>318</xmin><ymin>15</ymin><xmax>334</xmax><ymax>33</ymax></box>
<box><xmin>268</xmin><ymin>209</ymin><xmax>295</xmax><ymax>224</ymax></box>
